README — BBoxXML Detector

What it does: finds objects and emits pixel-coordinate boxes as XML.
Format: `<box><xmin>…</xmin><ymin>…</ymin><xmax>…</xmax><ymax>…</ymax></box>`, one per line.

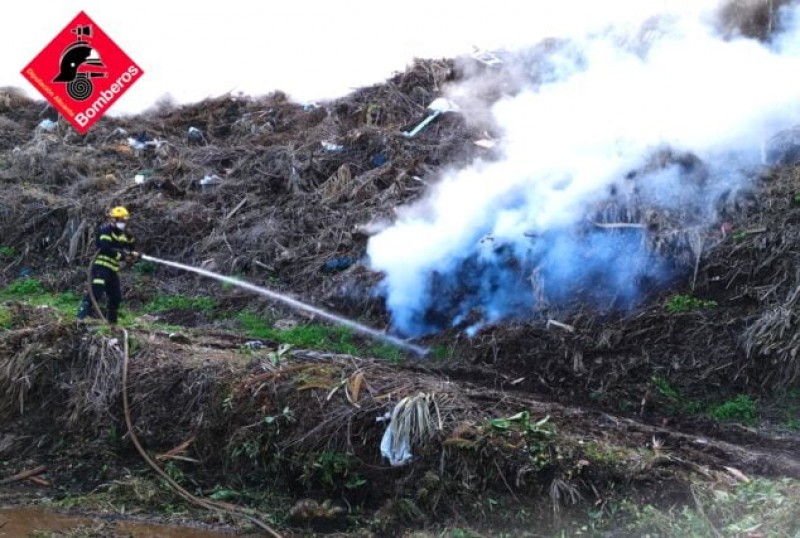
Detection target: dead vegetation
<box><xmin>1</xmin><ymin>303</ymin><xmax>798</xmax><ymax>535</ymax></box>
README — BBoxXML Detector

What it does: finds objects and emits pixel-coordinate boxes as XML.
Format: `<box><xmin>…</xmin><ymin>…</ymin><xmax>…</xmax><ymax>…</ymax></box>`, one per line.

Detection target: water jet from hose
<box><xmin>141</xmin><ymin>255</ymin><xmax>429</xmax><ymax>357</ymax></box>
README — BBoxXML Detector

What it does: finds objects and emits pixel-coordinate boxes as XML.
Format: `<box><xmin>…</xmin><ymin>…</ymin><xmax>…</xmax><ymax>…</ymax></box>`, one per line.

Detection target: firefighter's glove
<box><xmin>126</xmin><ymin>251</ymin><xmax>142</xmax><ymax>263</ymax></box>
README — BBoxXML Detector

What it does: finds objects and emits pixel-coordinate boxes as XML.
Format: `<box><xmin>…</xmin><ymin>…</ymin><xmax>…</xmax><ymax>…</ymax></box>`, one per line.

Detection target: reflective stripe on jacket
<box><xmin>93</xmin><ymin>223</ymin><xmax>135</xmax><ymax>272</ymax></box>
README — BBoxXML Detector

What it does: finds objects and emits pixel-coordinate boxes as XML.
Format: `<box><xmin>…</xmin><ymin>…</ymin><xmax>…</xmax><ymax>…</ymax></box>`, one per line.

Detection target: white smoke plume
<box><xmin>368</xmin><ymin>1</ymin><xmax>800</xmax><ymax>337</ymax></box>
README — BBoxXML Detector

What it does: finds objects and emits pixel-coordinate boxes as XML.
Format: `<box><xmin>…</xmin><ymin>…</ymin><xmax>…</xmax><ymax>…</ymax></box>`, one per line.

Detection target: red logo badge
<box><xmin>21</xmin><ymin>11</ymin><xmax>143</xmax><ymax>134</ymax></box>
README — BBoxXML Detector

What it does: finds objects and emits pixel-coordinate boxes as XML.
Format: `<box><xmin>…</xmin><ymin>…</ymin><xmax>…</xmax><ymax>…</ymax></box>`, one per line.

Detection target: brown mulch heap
<box><xmin>2</xmin><ymin>304</ymin><xmax>799</xmax><ymax>534</ymax></box>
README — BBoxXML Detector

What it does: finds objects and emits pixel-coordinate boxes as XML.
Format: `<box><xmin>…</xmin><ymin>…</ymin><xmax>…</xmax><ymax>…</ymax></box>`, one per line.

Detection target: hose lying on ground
<box><xmin>84</xmin><ymin>253</ymin><xmax>282</xmax><ymax>537</ymax></box>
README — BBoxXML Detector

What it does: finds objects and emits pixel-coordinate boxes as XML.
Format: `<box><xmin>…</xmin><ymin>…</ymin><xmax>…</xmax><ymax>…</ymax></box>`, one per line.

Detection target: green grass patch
<box><xmin>665</xmin><ymin>294</ymin><xmax>718</xmax><ymax>314</ymax></box>
<box><xmin>621</xmin><ymin>478</ymin><xmax>800</xmax><ymax>537</ymax></box>
<box><xmin>237</xmin><ymin>311</ymin><xmax>409</xmax><ymax>360</ymax></box>
<box><xmin>143</xmin><ymin>293</ymin><xmax>216</xmax><ymax>314</ymax></box>
<box><xmin>0</xmin><ymin>305</ymin><xmax>12</xmax><ymax>329</ymax></box>
<box><xmin>3</xmin><ymin>277</ymin><xmax>44</xmax><ymax>296</ymax></box>
<box><xmin>0</xmin><ymin>245</ymin><xmax>15</xmax><ymax>258</ymax></box>
<box><xmin>431</xmin><ymin>344</ymin><xmax>456</xmax><ymax>361</ymax></box>
<box><xmin>709</xmin><ymin>394</ymin><xmax>757</xmax><ymax>424</ymax></box>
<box><xmin>0</xmin><ymin>285</ymin><xmax>80</xmax><ymax>318</ymax></box>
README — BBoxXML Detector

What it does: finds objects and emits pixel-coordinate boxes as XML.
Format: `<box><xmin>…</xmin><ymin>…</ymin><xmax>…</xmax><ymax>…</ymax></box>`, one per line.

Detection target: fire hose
<box><xmin>85</xmin><ymin>253</ymin><xmax>282</xmax><ymax>537</ymax></box>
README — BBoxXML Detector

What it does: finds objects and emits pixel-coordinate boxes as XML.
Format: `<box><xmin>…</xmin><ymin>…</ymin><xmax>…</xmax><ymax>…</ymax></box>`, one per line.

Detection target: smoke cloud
<box><xmin>368</xmin><ymin>2</ymin><xmax>800</xmax><ymax>337</ymax></box>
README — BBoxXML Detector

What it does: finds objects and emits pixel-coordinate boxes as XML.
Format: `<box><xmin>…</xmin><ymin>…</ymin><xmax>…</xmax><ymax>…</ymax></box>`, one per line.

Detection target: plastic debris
<box><xmin>371</xmin><ymin>153</ymin><xmax>387</xmax><ymax>166</ymax></box>
<box><xmin>320</xmin><ymin>141</ymin><xmax>344</xmax><ymax>152</ymax></box>
<box><xmin>401</xmin><ymin>98</ymin><xmax>459</xmax><ymax>138</ymax></box>
<box><xmin>380</xmin><ymin>423</ymin><xmax>412</xmax><ymax>467</ymax></box>
<box><xmin>200</xmin><ymin>174</ymin><xmax>222</xmax><ymax>190</ymax></box>
<box><xmin>134</xmin><ymin>170</ymin><xmax>153</xmax><ymax>185</ymax></box>
<box><xmin>127</xmin><ymin>131</ymin><xmax>162</xmax><ymax>151</ymax></box>
<box><xmin>473</xmin><ymin>139</ymin><xmax>496</xmax><ymax>149</ymax></box>
<box><xmin>243</xmin><ymin>340</ymin><xmax>265</xmax><ymax>350</ymax></box>
<box><xmin>379</xmin><ymin>393</ymin><xmax>440</xmax><ymax>467</ymax></box>
<box><xmin>303</xmin><ymin>102</ymin><xmax>320</xmax><ymax>111</ymax></box>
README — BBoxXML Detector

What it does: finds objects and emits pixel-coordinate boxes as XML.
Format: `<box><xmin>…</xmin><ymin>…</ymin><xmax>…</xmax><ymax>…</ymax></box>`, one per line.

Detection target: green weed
<box><xmin>302</xmin><ymin>450</ymin><xmax>365</xmax><ymax>490</ymax></box>
<box><xmin>0</xmin><ymin>245</ymin><xmax>15</xmax><ymax>258</ymax></box>
<box><xmin>709</xmin><ymin>394</ymin><xmax>757</xmax><ymax>424</ymax></box>
<box><xmin>651</xmin><ymin>375</ymin><xmax>680</xmax><ymax>400</ymax></box>
<box><xmin>650</xmin><ymin>375</ymin><xmax>703</xmax><ymax>414</ymax></box>
<box><xmin>133</xmin><ymin>259</ymin><xmax>158</xmax><ymax>275</ymax></box>
<box><xmin>665</xmin><ymin>294</ymin><xmax>718</xmax><ymax>314</ymax></box>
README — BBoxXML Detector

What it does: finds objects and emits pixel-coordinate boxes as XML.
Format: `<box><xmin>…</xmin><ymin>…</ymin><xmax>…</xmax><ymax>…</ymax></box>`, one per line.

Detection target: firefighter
<box><xmin>77</xmin><ymin>206</ymin><xmax>140</xmax><ymax>325</ymax></box>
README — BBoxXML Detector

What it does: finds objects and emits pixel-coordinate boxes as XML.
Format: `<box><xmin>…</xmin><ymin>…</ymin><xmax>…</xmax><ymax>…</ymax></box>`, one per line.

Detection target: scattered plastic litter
<box><xmin>243</xmin><ymin>340</ymin><xmax>265</xmax><ymax>350</ymax></box>
<box><xmin>401</xmin><ymin>98</ymin><xmax>459</xmax><ymax>138</ymax></box>
<box><xmin>127</xmin><ymin>132</ymin><xmax>162</xmax><ymax>151</ymax></box>
<box><xmin>371</xmin><ymin>153</ymin><xmax>387</xmax><ymax>166</ymax></box>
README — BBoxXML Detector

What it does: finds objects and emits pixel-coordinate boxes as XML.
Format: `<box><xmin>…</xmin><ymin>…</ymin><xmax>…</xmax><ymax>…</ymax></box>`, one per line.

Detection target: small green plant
<box><xmin>793</xmin><ymin>192</ymin><xmax>800</xmax><ymax>205</ymax></box>
<box><xmin>263</xmin><ymin>405</ymin><xmax>295</xmax><ymax>433</ymax></box>
<box><xmin>665</xmin><ymin>294</ymin><xmax>718</xmax><ymax>314</ymax></box>
<box><xmin>164</xmin><ymin>461</ymin><xmax>185</xmax><ymax>484</ymax></box>
<box><xmin>133</xmin><ymin>260</ymin><xmax>158</xmax><ymax>275</ymax></box>
<box><xmin>228</xmin><ymin>439</ymin><xmax>261</xmax><ymax>464</ymax></box>
<box><xmin>651</xmin><ymin>375</ymin><xmax>680</xmax><ymax>400</ymax></box>
<box><xmin>302</xmin><ymin>450</ymin><xmax>365</xmax><ymax>490</ymax></box>
<box><xmin>709</xmin><ymin>394</ymin><xmax>757</xmax><ymax>424</ymax></box>
<box><xmin>431</xmin><ymin>344</ymin><xmax>456</xmax><ymax>361</ymax></box>
<box><xmin>4</xmin><ymin>277</ymin><xmax>44</xmax><ymax>296</ymax></box>
<box><xmin>0</xmin><ymin>245</ymin><xmax>15</xmax><ymax>258</ymax></box>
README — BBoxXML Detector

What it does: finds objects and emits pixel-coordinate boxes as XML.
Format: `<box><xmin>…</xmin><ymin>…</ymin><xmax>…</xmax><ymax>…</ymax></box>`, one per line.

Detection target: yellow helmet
<box><xmin>108</xmin><ymin>206</ymin><xmax>130</xmax><ymax>219</ymax></box>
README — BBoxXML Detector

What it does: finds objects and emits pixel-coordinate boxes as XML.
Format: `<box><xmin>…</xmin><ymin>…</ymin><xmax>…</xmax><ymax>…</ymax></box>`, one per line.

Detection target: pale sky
<box><xmin>1</xmin><ymin>0</ymin><xmax>705</xmax><ymax>115</ymax></box>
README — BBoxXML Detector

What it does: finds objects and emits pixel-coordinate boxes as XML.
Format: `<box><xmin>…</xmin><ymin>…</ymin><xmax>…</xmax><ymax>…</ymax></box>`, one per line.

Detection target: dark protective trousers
<box><xmin>77</xmin><ymin>265</ymin><xmax>122</xmax><ymax>324</ymax></box>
